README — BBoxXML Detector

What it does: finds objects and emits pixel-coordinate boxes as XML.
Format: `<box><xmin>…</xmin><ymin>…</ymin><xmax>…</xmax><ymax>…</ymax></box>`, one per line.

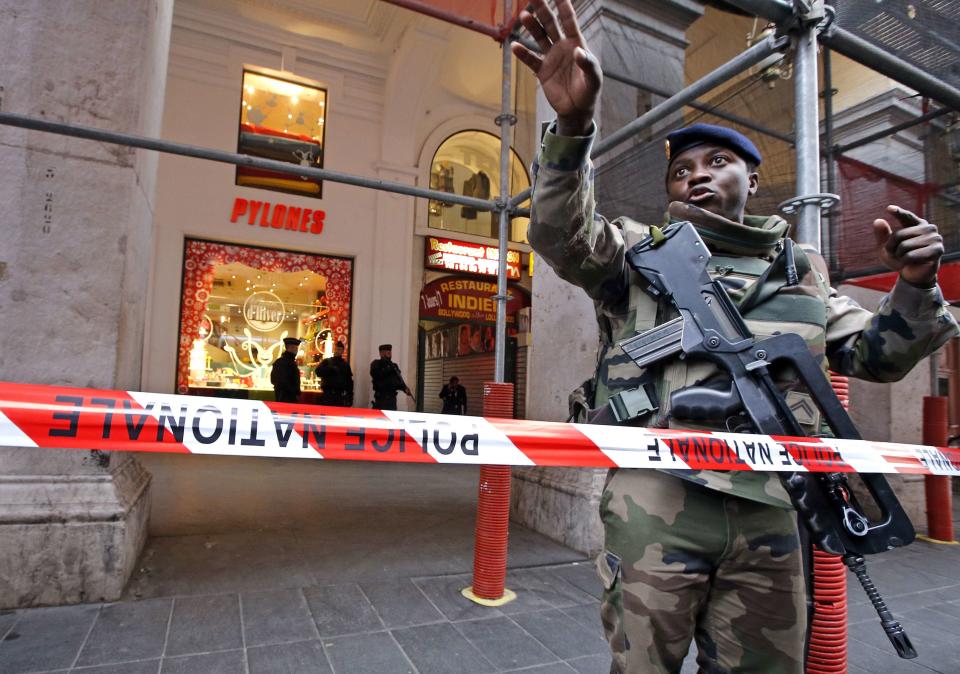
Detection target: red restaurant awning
<box><xmin>843</xmin><ymin>260</ymin><xmax>960</xmax><ymax>304</ymax></box>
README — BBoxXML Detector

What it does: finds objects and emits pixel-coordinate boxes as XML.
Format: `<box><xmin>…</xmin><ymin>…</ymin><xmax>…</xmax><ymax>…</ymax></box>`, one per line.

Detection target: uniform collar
<box><xmin>665</xmin><ymin>202</ymin><xmax>789</xmax><ymax>258</ymax></box>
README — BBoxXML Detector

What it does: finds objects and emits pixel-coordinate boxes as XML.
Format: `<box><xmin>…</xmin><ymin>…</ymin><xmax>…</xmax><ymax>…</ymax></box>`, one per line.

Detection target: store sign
<box><xmin>419</xmin><ymin>276</ymin><xmax>529</xmax><ymax>323</ymax></box>
<box><xmin>243</xmin><ymin>291</ymin><xmax>286</xmax><ymax>332</ymax></box>
<box><xmin>425</xmin><ymin>236</ymin><xmax>521</xmax><ymax>279</ymax></box>
<box><xmin>230</xmin><ymin>197</ymin><xmax>325</xmax><ymax>235</ymax></box>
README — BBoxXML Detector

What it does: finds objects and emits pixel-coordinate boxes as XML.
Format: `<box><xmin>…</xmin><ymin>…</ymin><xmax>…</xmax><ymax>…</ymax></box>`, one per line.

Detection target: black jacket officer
<box><xmin>271</xmin><ymin>337</ymin><xmax>302</xmax><ymax>403</ymax></box>
<box><xmin>316</xmin><ymin>341</ymin><xmax>354</xmax><ymax>407</ymax></box>
<box><xmin>369</xmin><ymin>344</ymin><xmax>412</xmax><ymax>411</ymax></box>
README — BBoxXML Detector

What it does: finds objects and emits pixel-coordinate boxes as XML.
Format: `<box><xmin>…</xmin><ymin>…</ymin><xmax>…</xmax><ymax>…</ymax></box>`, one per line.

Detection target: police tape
<box><xmin>0</xmin><ymin>381</ymin><xmax>958</xmax><ymax>476</ymax></box>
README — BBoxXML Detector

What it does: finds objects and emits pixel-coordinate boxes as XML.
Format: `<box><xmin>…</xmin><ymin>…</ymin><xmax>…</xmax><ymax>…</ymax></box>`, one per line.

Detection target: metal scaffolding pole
<box><xmin>593</xmin><ymin>34</ymin><xmax>786</xmax><ymax>158</ymax></box>
<box><xmin>821</xmin><ymin>27</ymin><xmax>960</xmax><ymax>112</ymax></box>
<box><xmin>835</xmin><ymin>106</ymin><xmax>952</xmax><ymax>154</ymax></box>
<box><xmin>603</xmin><ymin>70</ymin><xmax>794</xmax><ymax>144</ymax></box>
<box><xmin>494</xmin><ymin>1</ymin><xmax>515</xmax><ymax>384</ymax></box>
<box><xmin>0</xmin><ymin>112</ymin><xmax>498</xmax><ymax>213</ymax></box>
<box><xmin>823</xmin><ymin>45</ymin><xmax>838</xmax><ymax>269</ymax></box>
<box><xmin>383</xmin><ymin>0</ymin><xmax>503</xmax><ymax>40</ymax></box>
<box><xmin>506</xmin><ymin>33</ymin><xmax>788</xmax><ymax>210</ymax></box>
<box><xmin>725</xmin><ymin>0</ymin><xmax>793</xmax><ymax>23</ymax></box>
<box><xmin>727</xmin><ymin>0</ymin><xmax>960</xmax><ymax>112</ymax></box>
<box><xmin>793</xmin><ymin>19</ymin><xmax>823</xmax><ymax>248</ymax></box>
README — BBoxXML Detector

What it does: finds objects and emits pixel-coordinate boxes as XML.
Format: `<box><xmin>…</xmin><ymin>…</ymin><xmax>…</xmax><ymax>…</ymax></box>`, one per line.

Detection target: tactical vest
<box><xmin>585</xmin><ymin>216</ymin><xmax>833</xmax><ymax>508</ymax></box>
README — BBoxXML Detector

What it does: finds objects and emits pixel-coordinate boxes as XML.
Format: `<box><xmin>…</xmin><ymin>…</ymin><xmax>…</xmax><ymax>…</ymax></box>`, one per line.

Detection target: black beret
<box><xmin>665</xmin><ymin>123</ymin><xmax>762</xmax><ymax>168</ymax></box>
<box><xmin>283</xmin><ymin>337</ymin><xmax>302</xmax><ymax>346</ymax></box>
<box><xmin>378</xmin><ymin>343</ymin><xmax>392</xmax><ymax>351</ymax></box>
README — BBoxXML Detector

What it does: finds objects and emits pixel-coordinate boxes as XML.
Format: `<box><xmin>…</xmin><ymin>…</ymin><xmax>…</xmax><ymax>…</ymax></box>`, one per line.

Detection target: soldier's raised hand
<box><xmin>872</xmin><ymin>205</ymin><xmax>944</xmax><ymax>287</ymax></box>
<box><xmin>511</xmin><ymin>0</ymin><xmax>601</xmax><ymax>137</ymax></box>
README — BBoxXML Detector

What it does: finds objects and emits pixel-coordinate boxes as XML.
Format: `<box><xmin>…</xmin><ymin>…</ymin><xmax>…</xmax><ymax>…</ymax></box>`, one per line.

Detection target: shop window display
<box><xmin>237</xmin><ymin>70</ymin><xmax>327</xmax><ymax>198</ymax></box>
<box><xmin>177</xmin><ymin>239</ymin><xmax>352</xmax><ymax>399</ymax></box>
<box><xmin>427</xmin><ymin>130</ymin><xmax>530</xmax><ymax>243</ymax></box>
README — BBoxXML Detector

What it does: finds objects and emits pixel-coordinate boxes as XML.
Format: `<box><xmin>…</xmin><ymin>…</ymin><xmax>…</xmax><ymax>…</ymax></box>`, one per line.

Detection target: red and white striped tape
<box><xmin>0</xmin><ymin>381</ymin><xmax>957</xmax><ymax>476</ymax></box>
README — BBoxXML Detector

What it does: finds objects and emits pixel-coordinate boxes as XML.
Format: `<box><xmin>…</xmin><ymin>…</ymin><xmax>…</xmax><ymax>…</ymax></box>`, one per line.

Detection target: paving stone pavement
<box><xmin>1</xmin><ymin>538</ymin><xmax>959</xmax><ymax>674</ymax></box>
<box><xmin>2</xmin><ymin>502</ymin><xmax>959</xmax><ymax>673</ymax></box>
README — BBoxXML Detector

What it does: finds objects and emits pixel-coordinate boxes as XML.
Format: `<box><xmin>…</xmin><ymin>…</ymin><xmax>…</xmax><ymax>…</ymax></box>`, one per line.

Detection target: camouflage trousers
<box><xmin>598</xmin><ymin>469</ymin><xmax>806</xmax><ymax>674</ymax></box>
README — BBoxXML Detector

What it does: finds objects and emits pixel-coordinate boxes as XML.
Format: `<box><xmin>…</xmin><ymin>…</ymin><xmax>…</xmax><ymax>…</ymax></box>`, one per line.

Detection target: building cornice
<box><xmin>171</xmin><ymin>1</ymin><xmax>395</xmax><ymax>81</ymax></box>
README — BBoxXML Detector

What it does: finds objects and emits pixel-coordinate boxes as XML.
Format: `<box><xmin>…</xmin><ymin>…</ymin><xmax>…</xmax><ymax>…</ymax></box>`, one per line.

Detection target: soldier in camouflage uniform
<box><xmin>512</xmin><ymin>2</ymin><xmax>959</xmax><ymax>673</ymax></box>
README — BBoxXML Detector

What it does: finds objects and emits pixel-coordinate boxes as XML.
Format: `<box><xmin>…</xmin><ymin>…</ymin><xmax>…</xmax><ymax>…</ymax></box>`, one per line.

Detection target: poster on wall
<box><xmin>176</xmin><ymin>238</ymin><xmax>353</xmax><ymax>396</ymax></box>
<box><xmin>424</xmin><ymin>323</ymin><xmax>499</xmax><ymax>360</ymax></box>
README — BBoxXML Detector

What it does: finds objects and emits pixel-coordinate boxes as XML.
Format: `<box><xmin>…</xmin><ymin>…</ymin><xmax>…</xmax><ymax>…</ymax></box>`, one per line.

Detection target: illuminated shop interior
<box><xmin>187</xmin><ymin>263</ymin><xmax>334</xmax><ymax>395</ymax></box>
<box><xmin>428</xmin><ymin>130</ymin><xmax>530</xmax><ymax>242</ymax></box>
<box><xmin>237</xmin><ymin>69</ymin><xmax>327</xmax><ymax>197</ymax></box>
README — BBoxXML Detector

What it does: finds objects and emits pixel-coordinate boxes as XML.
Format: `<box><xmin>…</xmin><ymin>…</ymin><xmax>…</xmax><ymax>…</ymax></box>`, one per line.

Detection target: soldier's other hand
<box><xmin>510</xmin><ymin>0</ymin><xmax>601</xmax><ymax>137</ymax></box>
<box><xmin>872</xmin><ymin>205</ymin><xmax>943</xmax><ymax>287</ymax></box>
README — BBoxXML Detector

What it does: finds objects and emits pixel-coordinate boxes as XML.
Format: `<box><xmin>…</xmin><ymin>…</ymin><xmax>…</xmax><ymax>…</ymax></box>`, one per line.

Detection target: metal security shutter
<box><xmin>421</xmin><ymin>358</ymin><xmax>444</xmax><ymax>414</ymax></box>
<box><xmin>442</xmin><ymin>352</ymin><xmax>495</xmax><ymax>418</ymax></box>
<box><xmin>514</xmin><ymin>346</ymin><xmax>528</xmax><ymax>420</ymax></box>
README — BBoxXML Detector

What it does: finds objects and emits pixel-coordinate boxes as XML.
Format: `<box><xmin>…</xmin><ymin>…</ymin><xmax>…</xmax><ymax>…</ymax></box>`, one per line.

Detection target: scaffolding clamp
<box><xmin>794</xmin><ymin>0</ymin><xmax>825</xmax><ymax>24</ymax></box>
<box><xmin>777</xmin><ymin>192</ymin><xmax>840</xmax><ymax>216</ymax></box>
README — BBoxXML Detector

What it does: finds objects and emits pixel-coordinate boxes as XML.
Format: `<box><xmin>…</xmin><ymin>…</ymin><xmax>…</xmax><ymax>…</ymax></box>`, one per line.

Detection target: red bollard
<box><xmin>922</xmin><ymin>396</ymin><xmax>956</xmax><ymax>544</ymax></box>
<box><xmin>806</xmin><ymin>374</ymin><xmax>849</xmax><ymax>674</ymax></box>
<box><xmin>463</xmin><ymin>382</ymin><xmax>517</xmax><ymax>605</ymax></box>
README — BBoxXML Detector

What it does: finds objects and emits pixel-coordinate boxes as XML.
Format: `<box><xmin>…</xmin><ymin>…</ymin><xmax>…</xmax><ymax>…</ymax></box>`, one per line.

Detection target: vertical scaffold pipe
<box><xmin>806</xmin><ymin>373</ymin><xmax>849</xmax><ymax>674</ymax></box>
<box><xmin>793</xmin><ymin>18</ymin><xmax>822</xmax><ymax>249</ymax></box>
<box><xmin>922</xmin><ymin>396</ymin><xmax>956</xmax><ymax>543</ymax></box>
<box><xmin>463</xmin><ymin>382</ymin><xmax>517</xmax><ymax>606</ymax></box>
<box><xmin>493</xmin><ymin>0</ymin><xmax>514</xmax><ymax>385</ymax></box>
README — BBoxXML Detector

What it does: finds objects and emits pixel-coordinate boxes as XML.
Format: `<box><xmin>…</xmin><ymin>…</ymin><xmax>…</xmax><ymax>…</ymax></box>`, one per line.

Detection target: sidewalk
<box><xmin>0</xmin><ymin>470</ymin><xmax>957</xmax><ymax>673</ymax></box>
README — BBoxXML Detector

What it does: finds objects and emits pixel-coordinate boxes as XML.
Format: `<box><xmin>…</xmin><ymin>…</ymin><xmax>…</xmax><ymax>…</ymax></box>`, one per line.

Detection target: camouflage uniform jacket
<box><xmin>529</xmin><ymin>124</ymin><xmax>960</xmax><ymax>507</ymax></box>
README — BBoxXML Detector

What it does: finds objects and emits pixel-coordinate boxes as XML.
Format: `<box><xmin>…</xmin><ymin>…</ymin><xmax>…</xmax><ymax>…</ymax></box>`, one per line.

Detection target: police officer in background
<box><xmin>369</xmin><ymin>344</ymin><xmax>413</xmax><ymax>410</ymax></box>
<box><xmin>316</xmin><ymin>341</ymin><xmax>354</xmax><ymax>407</ymax></box>
<box><xmin>270</xmin><ymin>337</ymin><xmax>302</xmax><ymax>403</ymax></box>
<box><xmin>513</xmin><ymin>1</ymin><xmax>958</xmax><ymax>672</ymax></box>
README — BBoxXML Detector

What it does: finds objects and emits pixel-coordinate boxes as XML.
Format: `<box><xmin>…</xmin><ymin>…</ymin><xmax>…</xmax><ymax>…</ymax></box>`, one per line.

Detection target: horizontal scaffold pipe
<box><xmin>725</xmin><ymin>0</ymin><xmax>793</xmax><ymax>23</ymax></box>
<box><xmin>592</xmin><ymin>34</ymin><xmax>788</xmax><ymax>159</ymax></box>
<box><xmin>603</xmin><ymin>70</ymin><xmax>794</xmax><ymax>144</ymax></box>
<box><xmin>382</xmin><ymin>0</ymin><xmax>504</xmax><ymax>41</ymax></box>
<box><xmin>821</xmin><ymin>27</ymin><xmax>960</xmax><ymax>113</ymax></box>
<box><xmin>512</xmin><ymin>31</ymin><xmax>790</xmax><ymax>145</ymax></box>
<box><xmin>835</xmin><ymin>106</ymin><xmax>952</xmax><ymax>154</ymax></box>
<box><xmin>508</xmin><ymin>187</ymin><xmax>531</xmax><ymax>209</ymax></box>
<box><xmin>0</xmin><ymin>112</ymin><xmax>501</xmax><ymax>213</ymax></box>
<box><xmin>723</xmin><ymin>0</ymin><xmax>960</xmax><ymax>112</ymax></box>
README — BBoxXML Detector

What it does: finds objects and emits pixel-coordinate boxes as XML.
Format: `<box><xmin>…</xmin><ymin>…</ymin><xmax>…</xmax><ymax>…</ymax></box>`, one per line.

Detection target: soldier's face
<box><xmin>665</xmin><ymin>143</ymin><xmax>758</xmax><ymax>223</ymax></box>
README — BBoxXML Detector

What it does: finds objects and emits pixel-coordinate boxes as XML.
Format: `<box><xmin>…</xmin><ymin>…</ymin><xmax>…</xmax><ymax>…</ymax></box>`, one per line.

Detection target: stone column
<box><xmin>0</xmin><ymin>0</ymin><xmax>173</xmax><ymax>607</ymax></box>
<box><xmin>513</xmin><ymin>0</ymin><xmax>702</xmax><ymax>555</ymax></box>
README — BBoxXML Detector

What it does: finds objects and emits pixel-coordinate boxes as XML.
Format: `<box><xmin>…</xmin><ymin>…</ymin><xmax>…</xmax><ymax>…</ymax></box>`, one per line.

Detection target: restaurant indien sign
<box><xmin>419</xmin><ymin>276</ymin><xmax>528</xmax><ymax>324</ymax></box>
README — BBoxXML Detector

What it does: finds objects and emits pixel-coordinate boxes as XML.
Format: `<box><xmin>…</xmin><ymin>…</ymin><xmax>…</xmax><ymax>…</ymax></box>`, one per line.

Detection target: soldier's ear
<box><xmin>747</xmin><ymin>168</ymin><xmax>759</xmax><ymax>196</ymax></box>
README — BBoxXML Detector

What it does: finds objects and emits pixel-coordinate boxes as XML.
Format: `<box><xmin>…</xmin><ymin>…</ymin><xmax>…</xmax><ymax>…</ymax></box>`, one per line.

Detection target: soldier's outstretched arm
<box><xmin>820</xmin><ymin>206</ymin><xmax>959</xmax><ymax>382</ymax></box>
<box><xmin>514</xmin><ymin>1</ymin><xmax>626</xmax><ymax>301</ymax></box>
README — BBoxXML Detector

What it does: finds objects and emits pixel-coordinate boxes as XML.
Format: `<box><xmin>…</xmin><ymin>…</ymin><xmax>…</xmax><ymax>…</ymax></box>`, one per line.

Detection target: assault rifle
<box><xmin>619</xmin><ymin>221</ymin><xmax>917</xmax><ymax>659</ymax></box>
